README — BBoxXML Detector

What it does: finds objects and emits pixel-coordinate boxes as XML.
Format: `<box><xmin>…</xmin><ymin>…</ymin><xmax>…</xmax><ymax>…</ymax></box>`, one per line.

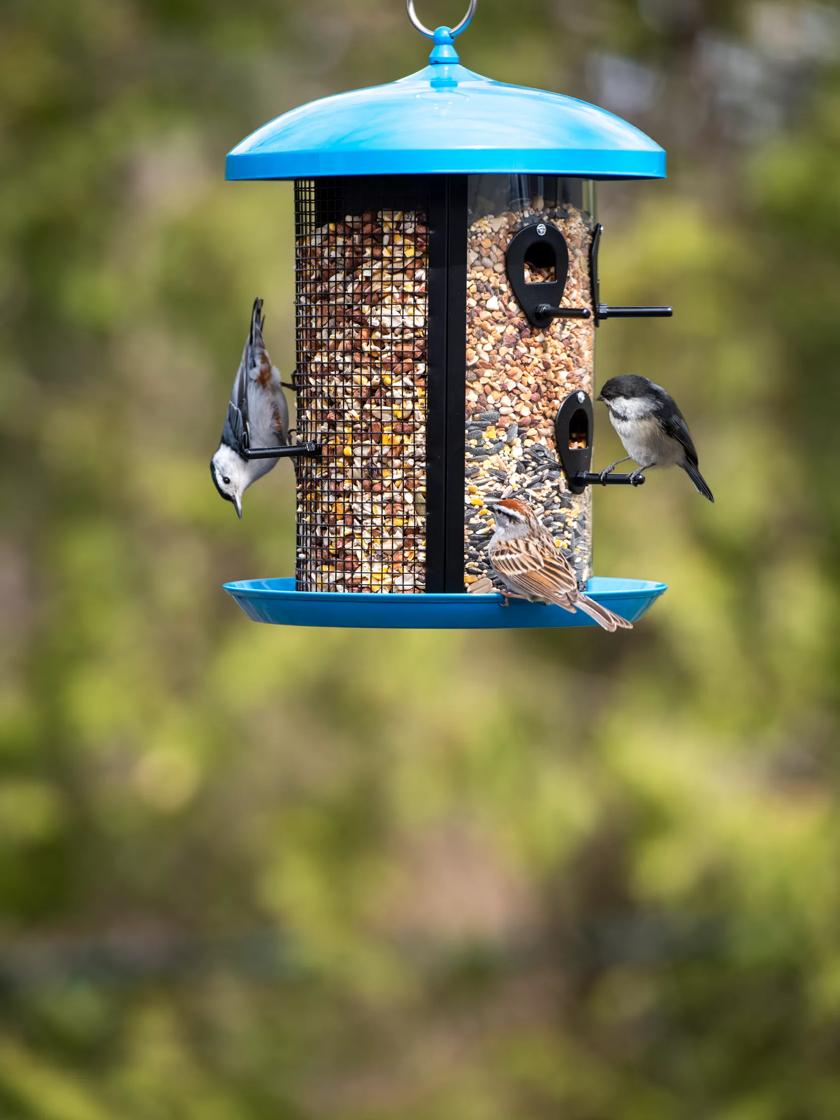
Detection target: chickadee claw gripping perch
<box><xmin>210</xmin><ymin>298</ymin><xmax>290</xmax><ymax>519</ymax></box>
<box><xmin>598</xmin><ymin>457</ymin><xmax>632</xmax><ymax>484</ymax></box>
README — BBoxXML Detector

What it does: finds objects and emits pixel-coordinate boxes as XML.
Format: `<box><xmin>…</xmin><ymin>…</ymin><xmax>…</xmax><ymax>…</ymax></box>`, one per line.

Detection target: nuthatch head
<box><xmin>210</xmin><ymin>445</ymin><xmax>248</xmax><ymax>519</ymax></box>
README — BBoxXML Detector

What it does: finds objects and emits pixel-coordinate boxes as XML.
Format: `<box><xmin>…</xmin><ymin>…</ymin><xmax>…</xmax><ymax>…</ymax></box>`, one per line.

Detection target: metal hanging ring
<box><xmin>406</xmin><ymin>0</ymin><xmax>477</xmax><ymax>39</ymax></box>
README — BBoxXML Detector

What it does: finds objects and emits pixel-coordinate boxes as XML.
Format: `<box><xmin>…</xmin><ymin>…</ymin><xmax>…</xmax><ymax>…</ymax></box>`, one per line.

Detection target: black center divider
<box><xmin>426</xmin><ymin>175</ymin><xmax>468</xmax><ymax>594</ymax></box>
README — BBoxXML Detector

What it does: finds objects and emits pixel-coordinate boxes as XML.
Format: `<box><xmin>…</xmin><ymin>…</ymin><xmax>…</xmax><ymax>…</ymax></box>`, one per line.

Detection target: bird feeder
<box><xmin>223</xmin><ymin>0</ymin><xmax>669</xmax><ymax>629</ymax></box>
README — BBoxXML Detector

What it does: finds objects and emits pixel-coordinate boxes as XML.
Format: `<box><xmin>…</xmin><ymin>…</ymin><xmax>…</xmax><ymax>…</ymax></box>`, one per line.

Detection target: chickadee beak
<box><xmin>596</xmin><ymin>392</ymin><xmax>604</xmax><ymax>402</ymax></box>
<box><xmin>233</xmin><ymin>495</ymin><xmax>243</xmax><ymax>520</ymax></box>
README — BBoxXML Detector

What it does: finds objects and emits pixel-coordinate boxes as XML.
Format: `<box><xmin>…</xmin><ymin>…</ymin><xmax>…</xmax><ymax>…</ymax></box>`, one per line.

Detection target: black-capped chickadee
<box><xmin>210</xmin><ymin>298</ymin><xmax>290</xmax><ymax>519</ymax></box>
<box><xmin>597</xmin><ymin>374</ymin><xmax>714</xmax><ymax>502</ymax></box>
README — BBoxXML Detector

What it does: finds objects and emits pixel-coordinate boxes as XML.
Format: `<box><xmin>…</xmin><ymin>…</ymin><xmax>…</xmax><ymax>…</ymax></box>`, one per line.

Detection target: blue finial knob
<box><xmin>430</xmin><ymin>26</ymin><xmax>459</xmax><ymax>65</ymax></box>
<box><xmin>406</xmin><ymin>1</ymin><xmax>476</xmax><ymax>63</ymax></box>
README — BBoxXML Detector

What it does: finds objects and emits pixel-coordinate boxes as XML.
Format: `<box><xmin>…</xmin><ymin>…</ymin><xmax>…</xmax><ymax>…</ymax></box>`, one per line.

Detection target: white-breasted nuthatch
<box><xmin>597</xmin><ymin>374</ymin><xmax>714</xmax><ymax>502</ymax></box>
<box><xmin>210</xmin><ymin>298</ymin><xmax>290</xmax><ymax>518</ymax></box>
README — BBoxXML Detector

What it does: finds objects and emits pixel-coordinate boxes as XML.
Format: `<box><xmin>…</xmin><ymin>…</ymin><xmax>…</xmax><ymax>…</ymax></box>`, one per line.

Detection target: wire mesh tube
<box><xmin>294</xmin><ymin>179</ymin><xmax>429</xmax><ymax>593</ymax></box>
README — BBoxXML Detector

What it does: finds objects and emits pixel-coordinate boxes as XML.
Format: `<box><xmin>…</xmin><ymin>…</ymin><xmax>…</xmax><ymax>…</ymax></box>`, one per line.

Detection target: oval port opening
<box><xmin>523</xmin><ymin>240</ymin><xmax>557</xmax><ymax>284</ymax></box>
<box><xmin>568</xmin><ymin>407</ymin><xmax>590</xmax><ymax>450</ymax></box>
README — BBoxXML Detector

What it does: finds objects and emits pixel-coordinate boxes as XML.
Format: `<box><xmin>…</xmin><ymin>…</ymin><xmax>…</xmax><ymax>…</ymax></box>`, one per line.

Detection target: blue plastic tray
<box><xmin>223</xmin><ymin>577</ymin><xmax>666</xmax><ymax>630</ymax></box>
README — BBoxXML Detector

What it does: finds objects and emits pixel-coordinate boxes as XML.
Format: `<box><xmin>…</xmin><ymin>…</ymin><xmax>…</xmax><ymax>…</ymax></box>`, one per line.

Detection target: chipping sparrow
<box><xmin>487</xmin><ymin>498</ymin><xmax>632</xmax><ymax>632</ymax></box>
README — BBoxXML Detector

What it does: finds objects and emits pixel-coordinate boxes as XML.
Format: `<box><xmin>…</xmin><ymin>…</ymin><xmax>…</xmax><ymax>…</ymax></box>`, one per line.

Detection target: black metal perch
<box><xmin>535</xmin><ymin>303</ymin><xmax>591</xmax><ymax>321</ymax></box>
<box><xmin>225</xmin><ymin>392</ymin><xmax>322</xmax><ymax>462</ymax></box>
<box><xmin>573</xmin><ymin>470</ymin><xmax>645</xmax><ymax>488</ymax></box>
<box><xmin>506</xmin><ymin>219</ymin><xmax>670</xmax><ymax>329</ymax></box>
<box><xmin>589</xmin><ymin>223</ymin><xmax>672</xmax><ymax>325</ymax></box>
<box><xmin>554</xmin><ymin>391</ymin><xmax>645</xmax><ymax>494</ymax></box>
<box><xmin>241</xmin><ymin>442</ymin><xmax>321</xmax><ymax>461</ymax></box>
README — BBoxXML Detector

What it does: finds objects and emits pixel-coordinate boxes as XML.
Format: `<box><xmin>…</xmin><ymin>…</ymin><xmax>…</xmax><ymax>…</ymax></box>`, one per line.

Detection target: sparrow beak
<box><xmin>233</xmin><ymin>495</ymin><xmax>243</xmax><ymax>520</ymax></box>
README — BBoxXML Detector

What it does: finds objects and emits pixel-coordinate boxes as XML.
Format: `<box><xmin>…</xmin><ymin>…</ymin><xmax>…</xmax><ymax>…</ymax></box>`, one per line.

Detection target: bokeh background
<box><xmin>3</xmin><ymin>0</ymin><xmax>840</xmax><ymax>1116</ymax></box>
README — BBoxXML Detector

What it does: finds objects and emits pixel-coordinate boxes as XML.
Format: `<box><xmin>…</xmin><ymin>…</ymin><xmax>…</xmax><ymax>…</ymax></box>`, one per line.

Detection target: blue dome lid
<box><xmin>226</xmin><ymin>30</ymin><xmax>665</xmax><ymax>181</ymax></box>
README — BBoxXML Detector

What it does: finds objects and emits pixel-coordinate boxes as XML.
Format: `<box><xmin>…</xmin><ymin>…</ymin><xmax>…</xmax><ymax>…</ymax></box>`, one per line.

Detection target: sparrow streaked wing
<box><xmin>490</xmin><ymin>536</ymin><xmax>579</xmax><ymax>605</ymax></box>
<box><xmin>486</xmin><ymin>498</ymin><xmax>632</xmax><ymax>631</ymax></box>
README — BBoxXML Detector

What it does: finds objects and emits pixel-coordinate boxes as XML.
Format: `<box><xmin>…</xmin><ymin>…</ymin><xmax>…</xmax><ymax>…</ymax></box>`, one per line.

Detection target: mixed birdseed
<box><xmin>294</xmin><ymin>209</ymin><xmax>428</xmax><ymax>593</ymax></box>
<box><xmin>464</xmin><ymin>205</ymin><xmax>595</xmax><ymax>588</ymax></box>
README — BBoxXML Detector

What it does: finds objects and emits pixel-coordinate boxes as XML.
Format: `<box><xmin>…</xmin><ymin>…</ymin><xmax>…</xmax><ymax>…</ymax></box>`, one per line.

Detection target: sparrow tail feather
<box><xmin>574</xmin><ymin>595</ymin><xmax>633</xmax><ymax>632</ymax></box>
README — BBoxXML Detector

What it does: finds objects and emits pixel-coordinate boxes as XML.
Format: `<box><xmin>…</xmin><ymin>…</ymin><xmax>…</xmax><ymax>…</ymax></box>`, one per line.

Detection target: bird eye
<box><xmin>223</xmin><ymin>476</ymin><xmax>231</xmax><ymax>485</ymax></box>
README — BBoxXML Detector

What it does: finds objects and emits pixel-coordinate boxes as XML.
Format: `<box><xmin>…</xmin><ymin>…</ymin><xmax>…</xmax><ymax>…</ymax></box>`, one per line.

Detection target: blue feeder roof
<box><xmin>226</xmin><ymin>29</ymin><xmax>665</xmax><ymax>181</ymax></box>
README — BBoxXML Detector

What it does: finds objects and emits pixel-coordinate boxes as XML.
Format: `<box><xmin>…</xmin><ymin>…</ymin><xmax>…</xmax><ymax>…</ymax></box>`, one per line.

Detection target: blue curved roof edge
<box><xmin>226</xmin><ymin>61</ymin><xmax>666</xmax><ymax>181</ymax></box>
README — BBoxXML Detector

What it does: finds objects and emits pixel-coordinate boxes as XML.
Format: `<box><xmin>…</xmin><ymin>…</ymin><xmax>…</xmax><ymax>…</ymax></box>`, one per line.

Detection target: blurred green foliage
<box><xmin>2</xmin><ymin>0</ymin><xmax>840</xmax><ymax>1117</ymax></box>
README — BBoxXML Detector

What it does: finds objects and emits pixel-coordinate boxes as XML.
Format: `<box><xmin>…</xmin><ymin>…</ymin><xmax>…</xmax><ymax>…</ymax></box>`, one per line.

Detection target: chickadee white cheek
<box><xmin>614</xmin><ymin>396</ymin><xmax>652</xmax><ymax>420</ymax></box>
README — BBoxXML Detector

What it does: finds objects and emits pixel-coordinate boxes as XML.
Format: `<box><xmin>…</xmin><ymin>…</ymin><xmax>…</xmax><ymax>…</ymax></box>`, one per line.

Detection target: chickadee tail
<box><xmin>575</xmin><ymin>594</ymin><xmax>633</xmax><ymax>632</ymax></box>
<box><xmin>683</xmin><ymin>461</ymin><xmax>714</xmax><ymax>503</ymax></box>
